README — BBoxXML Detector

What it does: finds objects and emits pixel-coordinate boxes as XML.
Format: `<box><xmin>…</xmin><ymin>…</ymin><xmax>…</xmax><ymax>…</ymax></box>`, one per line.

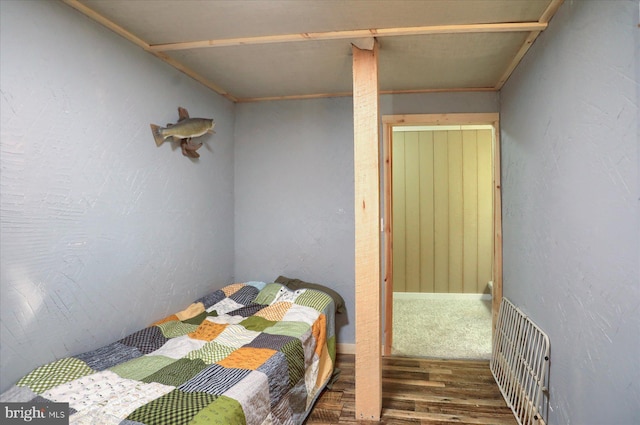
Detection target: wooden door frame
<box><xmin>382</xmin><ymin>113</ymin><xmax>503</xmax><ymax>356</ymax></box>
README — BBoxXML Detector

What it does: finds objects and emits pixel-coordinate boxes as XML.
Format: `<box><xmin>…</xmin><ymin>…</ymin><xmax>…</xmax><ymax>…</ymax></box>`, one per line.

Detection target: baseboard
<box><xmin>336</xmin><ymin>343</ymin><xmax>356</xmax><ymax>355</ymax></box>
<box><xmin>393</xmin><ymin>292</ymin><xmax>492</xmax><ymax>301</ymax></box>
<box><xmin>337</xmin><ymin>343</ymin><xmax>386</xmax><ymax>355</ymax></box>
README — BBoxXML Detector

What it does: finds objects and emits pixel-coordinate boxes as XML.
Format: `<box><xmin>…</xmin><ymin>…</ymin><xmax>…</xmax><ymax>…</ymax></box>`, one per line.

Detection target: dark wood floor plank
<box><xmin>307</xmin><ymin>354</ymin><xmax>517</xmax><ymax>425</ymax></box>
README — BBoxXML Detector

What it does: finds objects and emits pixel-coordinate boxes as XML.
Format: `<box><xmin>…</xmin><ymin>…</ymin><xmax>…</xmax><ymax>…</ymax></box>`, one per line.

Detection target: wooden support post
<box><xmin>352</xmin><ymin>41</ymin><xmax>382</xmax><ymax>421</ymax></box>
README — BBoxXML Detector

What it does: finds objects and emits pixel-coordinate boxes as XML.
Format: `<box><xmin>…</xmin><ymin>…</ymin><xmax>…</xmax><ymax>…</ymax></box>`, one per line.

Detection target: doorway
<box><xmin>382</xmin><ymin>113</ymin><xmax>503</xmax><ymax>357</ymax></box>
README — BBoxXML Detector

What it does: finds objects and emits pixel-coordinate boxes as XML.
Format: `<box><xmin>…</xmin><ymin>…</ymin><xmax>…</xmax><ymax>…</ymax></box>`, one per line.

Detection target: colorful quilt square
<box><xmin>263</xmin><ymin>321</ymin><xmax>310</xmax><ymax>339</ymax></box>
<box><xmin>269</xmin><ymin>392</ymin><xmax>294</xmax><ymax>424</ymax></box>
<box><xmin>256</xmin><ymin>352</ymin><xmax>290</xmax><ymax>407</ymax></box>
<box><xmin>239</xmin><ymin>316</ymin><xmax>276</xmax><ymax>332</ymax></box>
<box><xmin>188</xmin><ymin>320</ymin><xmax>228</xmax><ymax>341</ymax></box>
<box><xmin>109</xmin><ymin>355</ymin><xmax>175</xmax><ymax>381</ymax></box>
<box><xmin>228</xmin><ymin>303</ymin><xmax>266</xmax><ymax>318</ymax></box>
<box><xmin>222</xmin><ymin>371</ymin><xmax>270</xmax><ymax>425</ymax></box>
<box><xmin>43</xmin><ymin>370</ymin><xmax>174</xmax><ymax>419</ymax></box>
<box><xmin>74</xmin><ymin>342</ymin><xmax>142</xmax><ymax>371</ymax></box>
<box><xmin>175</xmin><ymin>302</ymin><xmax>205</xmax><ymax>321</ymax></box>
<box><xmin>245</xmin><ymin>333</ymin><xmax>295</xmax><ymax>351</ymax></box>
<box><xmin>228</xmin><ymin>285</ymin><xmax>259</xmax><ymax>305</ymax></box>
<box><xmin>155</xmin><ymin>320</ymin><xmax>199</xmax><ymax>339</ymax></box>
<box><xmin>188</xmin><ymin>395</ymin><xmax>246</xmax><ymax>425</ymax></box>
<box><xmin>178</xmin><ymin>364</ymin><xmax>250</xmax><ymax>394</ymax></box>
<box><xmin>311</xmin><ymin>314</ymin><xmax>327</xmax><ymax>357</ymax></box>
<box><xmin>253</xmin><ymin>302</ymin><xmax>292</xmax><ymax>321</ymax></box>
<box><xmin>206</xmin><ymin>314</ymin><xmax>245</xmax><ymax>325</ymax></box>
<box><xmin>194</xmin><ymin>289</ymin><xmax>226</xmax><ymax>310</ymax></box>
<box><xmin>126</xmin><ymin>389</ymin><xmax>218</xmax><ymax>425</ymax></box>
<box><xmin>294</xmin><ymin>290</ymin><xmax>333</xmax><ymax>313</ymax></box>
<box><xmin>284</xmin><ymin>379</ymin><xmax>308</xmax><ymax>419</ymax></box>
<box><xmin>142</xmin><ymin>358</ymin><xmax>207</xmax><ymax>387</ymax></box>
<box><xmin>119</xmin><ymin>326</ymin><xmax>169</xmax><ymax>354</ymax></box>
<box><xmin>17</xmin><ymin>357</ymin><xmax>94</xmax><ymax>394</ymax></box>
<box><xmin>151</xmin><ymin>314</ymin><xmax>179</xmax><ymax>326</ymax></box>
<box><xmin>149</xmin><ymin>335</ymin><xmax>206</xmax><ymax>359</ymax></box>
<box><xmin>221</xmin><ymin>283</ymin><xmax>246</xmax><ymax>297</ymax></box>
<box><xmin>207</xmin><ymin>298</ymin><xmax>245</xmax><ymax>315</ymax></box>
<box><xmin>185</xmin><ymin>341</ymin><xmax>235</xmax><ymax>364</ymax></box>
<box><xmin>213</xmin><ymin>324</ymin><xmax>259</xmax><ymax>348</ymax></box>
<box><xmin>216</xmin><ymin>347</ymin><xmax>277</xmax><ymax>370</ymax></box>
<box><xmin>181</xmin><ymin>310</ymin><xmax>217</xmax><ymax>326</ymax></box>
<box><xmin>279</xmin><ymin>340</ymin><xmax>305</xmax><ymax>388</ymax></box>
<box><xmin>281</xmin><ymin>304</ymin><xmax>321</xmax><ymax>326</ymax></box>
<box><xmin>252</xmin><ymin>283</ymin><xmax>282</xmax><ymax>305</ymax></box>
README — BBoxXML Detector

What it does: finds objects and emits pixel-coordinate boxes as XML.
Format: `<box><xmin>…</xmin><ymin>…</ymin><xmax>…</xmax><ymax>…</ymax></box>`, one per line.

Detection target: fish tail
<box><xmin>150</xmin><ymin>124</ymin><xmax>165</xmax><ymax>146</ymax></box>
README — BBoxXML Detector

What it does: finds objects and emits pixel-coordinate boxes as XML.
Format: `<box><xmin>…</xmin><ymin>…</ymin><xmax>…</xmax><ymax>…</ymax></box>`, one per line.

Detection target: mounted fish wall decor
<box><xmin>150</xmin><ymin>107</ymin><xmax>215</xmax><ymax>159</ymax></box>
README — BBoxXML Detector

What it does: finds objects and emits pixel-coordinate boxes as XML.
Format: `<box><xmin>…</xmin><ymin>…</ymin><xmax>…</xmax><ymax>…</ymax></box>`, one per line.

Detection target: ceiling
<box><xmin>63</xmin><ymin>0</ymin><xmax>563</xmax><ymax>103</ymax></box>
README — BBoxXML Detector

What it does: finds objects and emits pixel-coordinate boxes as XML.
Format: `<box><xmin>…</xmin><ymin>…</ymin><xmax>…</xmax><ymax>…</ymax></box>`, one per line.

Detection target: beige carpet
<box><xmin>391</xmin><ymin>295</ymin><xmax>493</xmax><ymax>360</ymax></box>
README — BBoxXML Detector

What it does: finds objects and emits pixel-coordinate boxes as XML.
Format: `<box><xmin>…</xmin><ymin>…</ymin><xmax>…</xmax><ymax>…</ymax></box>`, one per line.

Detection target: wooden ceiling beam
<box><xmin>236</xmin><ymin>87</ymin><xmax>497</xmax><ymax>103</ymax></box>
<box><xmin>63</xmin><ymin>0</ymin><xmax>149</xmax><ymax>50</ymax></box>
<box><xmin>493</xmin><ymin>30</ymin><xmax>541</xmax><ymax>90</ymax></box>
<box><xmin>494</xmin><ymin>0</ymin><xmax>564</xmax><ymax>90</ymax></box>
<box><xmin>149</xmin><ymin>22</ymin><xmax>548</xmax><ymax>52</ymax></box>
<box><xmin>62</xmin><ymin>0</ymin><xmax>237</xmax><ymax>102</ymax></box>
<box><xmin>540</xmin><ymin>0</ymin><xmax>565</xmax><ymax>24</ymax></box>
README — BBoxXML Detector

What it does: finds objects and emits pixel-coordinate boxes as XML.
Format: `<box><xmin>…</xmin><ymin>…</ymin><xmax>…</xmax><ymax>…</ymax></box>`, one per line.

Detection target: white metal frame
<box><xmin>491</xmin><ymin>298</ymin><xmax>550</xmax><ymax>425</ymax></box>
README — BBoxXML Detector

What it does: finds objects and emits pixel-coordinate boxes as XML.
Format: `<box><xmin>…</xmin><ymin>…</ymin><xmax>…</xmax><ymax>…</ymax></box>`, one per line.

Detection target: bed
<box><xmin>0</xmin><ymin>281</ymin><xmax>337</xmax><ymax>425</ymax></box>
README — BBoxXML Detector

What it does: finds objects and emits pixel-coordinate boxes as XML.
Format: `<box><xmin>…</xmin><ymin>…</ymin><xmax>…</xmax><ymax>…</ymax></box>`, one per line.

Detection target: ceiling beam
<box><xmin>540</xmin><ymin>0</ymin><xmax>565</xmax><ymax>24</ymax></box>
<box><xmin>493</xmin><ymin>30</ymin><xmax>541</xmax><ymax>90</ymax></box>
<box><xmin>149</xmin><ymin>22</ymin><xmax>548</xmax><ymax>52</ymax></box>
<box><xmin>493</xmin><ymin>0</ymin><xmax>564</xmax><ymax>90</ymax></box>
<box><xmin>236</xmin><ymin>86</ymin><xmax>496</xmax><ymax>103</ymax></box>
<box><xmin>62</xmin><ymin>0</ymin><xmax>149</xmax><ymax>50</ymax></box>
<box><xmin>62</xmin><ymin>0</ymin><xmax>238</xmax><ymax>102</ymax></box>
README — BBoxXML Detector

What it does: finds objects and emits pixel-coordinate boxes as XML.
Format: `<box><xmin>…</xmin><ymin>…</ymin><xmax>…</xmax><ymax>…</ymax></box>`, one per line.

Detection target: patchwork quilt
<box><xmin>1</xmin><ymin>282</ymin><xmax>336</xmax><ymax>425</ymax></box>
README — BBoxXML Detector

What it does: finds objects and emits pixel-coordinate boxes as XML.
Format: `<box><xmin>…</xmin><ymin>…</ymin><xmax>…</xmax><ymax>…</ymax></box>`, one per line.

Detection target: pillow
<box><xmin>274</xmin><ymin>275</ymin><xmax>346</xmax><ymax>314</ymax></box>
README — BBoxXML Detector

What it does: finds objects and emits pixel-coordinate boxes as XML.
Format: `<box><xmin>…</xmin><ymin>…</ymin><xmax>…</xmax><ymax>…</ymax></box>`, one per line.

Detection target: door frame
<box><xmin>382</xmin><ymin>113</ymin><xmax>503</xmax><ymax>356</ymax></box>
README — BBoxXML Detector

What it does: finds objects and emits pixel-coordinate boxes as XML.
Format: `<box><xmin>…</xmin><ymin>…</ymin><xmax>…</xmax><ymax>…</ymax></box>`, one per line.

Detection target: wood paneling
<box><xmin>392</xmin><ymin>129</ymin><xmax>494</xmax><ymax>294</ymax></box>
<box><xmin>463</xmin><ymin>130</ymin><xmax>479</xmax><ymax>294</ymax></box>
<box><xmin>307</xmin><ymin>354</ymin><xmax>518</xmax><ymax>424</ymax></box>
<box><xmin>405</xmin><ymin>131</ymin><xmax>421</xmax><ymax>293</ymax></box>
<box><xmin>433</xmin><ymin>131</ymin><xmax>450</xmax><ymax>294</ymax></box>
<box><xmin>477</xmin><ymin>130</ymin><xmax>494</xmax><ymax>292</ymax></box>
<box><xmin>448</xmin><ymin>130</ymin><xmax>465</xmax><ymax>293</ymax></box>
<box><xmin>419</xmin><ymin>131</ymin><xmax>435</xmax><ymax>293</ymax></box>
<box><xmin>392</xmin><ymin>132</ymin><xmax>407</xmax><ymax>292</ymax></box>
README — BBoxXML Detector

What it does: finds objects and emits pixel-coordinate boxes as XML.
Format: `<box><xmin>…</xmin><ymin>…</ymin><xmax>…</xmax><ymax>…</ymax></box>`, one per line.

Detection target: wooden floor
<box><xmin>307</xmin><ymin>354</ymin><xmax>517</xmax><ymax>425</ymax></box>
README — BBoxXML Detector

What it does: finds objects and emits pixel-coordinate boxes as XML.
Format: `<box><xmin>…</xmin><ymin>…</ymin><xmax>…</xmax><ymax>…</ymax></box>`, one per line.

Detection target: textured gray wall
<box><xmin>500</xmin><ymin>1</ymin><xmax>639</xmax><ymax>423</ymax></box>
<box><xmin>234</xmin><ymin>92</ymin><xmax>499</xmax><ymax>344</ymax></box>
<box><xmin>234</xmin><ymin>98</ymin><xmax>356</xmax><ymax>342</ymax></box>
<box><xmin>0</xmin><ymin>0</ymin><xmax>235</xmax><ymax>392</ymax></box>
